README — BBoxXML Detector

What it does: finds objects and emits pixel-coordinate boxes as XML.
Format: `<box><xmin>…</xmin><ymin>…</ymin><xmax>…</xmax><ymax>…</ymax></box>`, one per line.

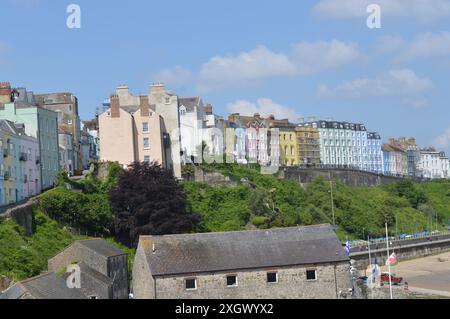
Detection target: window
<box><xmin>306</xmin><ymin>270</ymin><xmax>317</xmax><ymax>281</ymax></box>
<box><xmin>68</xmin><ymin>120</ymin><xmax>73</xmax><ymax>125</ymax></box>
<box><xmin>226</xmin><ymin>275</ymin><xmax>238</xmax><ymax>287</ymax></box>
<box><xmin>143</xmin><ymin>138</ymin><xmax>150</xmax><ymax>149</ymax></box>
<box><xmin>165</xmin><ymin>96</ymin><xmax>171</xmax><ymax>104</ymax></box>
<box><xmin>144</xmin><ymin>156</ymin><xmax>150</xmax><ymax>163</ymax></box>
<box><xmin>185</xmin><ymin>278</ymin><xmax>197</xmax><ymax>290</ymax></box>
<box><xmin>143</xmin><ymin>122</ymin><xmax>149</xmax><ymax>133</ymax></box>
<box><xmin>267</xmin><ymin>272</ymin><xmax>278</xmax><ymax>283</ymax></box>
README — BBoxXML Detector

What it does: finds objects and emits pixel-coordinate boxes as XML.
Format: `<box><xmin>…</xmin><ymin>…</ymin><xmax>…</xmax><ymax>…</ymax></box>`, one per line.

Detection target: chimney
<box><xmin>0</xmin><ymin>82</ymin><xmax>12</xmax><ymax>104</ymax></box>
<box><xmin>110</xmin><ymin>94</ymin><xmax>120</xmax><ymax>118</ymax></box>
<box><xmin>150</xmin><ymin>82</ymin><xmax>165</xmax><ymax>94</ymax></box>
<box><xmin>205</xmin><ymin>103</ymin><xmax>213</xmax><ymax>115</ymax></box>
<box><xmin>140</xmin><ymin>95</ymin><xmax>150</xmax><ymax>117</ymax></box>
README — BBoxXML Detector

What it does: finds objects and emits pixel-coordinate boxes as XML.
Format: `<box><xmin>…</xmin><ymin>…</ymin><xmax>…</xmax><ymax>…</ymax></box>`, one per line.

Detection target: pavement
<box><xmin>380</xmin><ymin>251</ymin><xmax>450</xmax><ymax>296</ymax></box>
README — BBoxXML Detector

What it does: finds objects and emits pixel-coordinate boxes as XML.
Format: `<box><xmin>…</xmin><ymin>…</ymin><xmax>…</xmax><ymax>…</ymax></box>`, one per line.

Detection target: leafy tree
<box><xmin>109</xmin><ymin>162</ymin><xmax>200</xmax><ymax>247</ymax></box>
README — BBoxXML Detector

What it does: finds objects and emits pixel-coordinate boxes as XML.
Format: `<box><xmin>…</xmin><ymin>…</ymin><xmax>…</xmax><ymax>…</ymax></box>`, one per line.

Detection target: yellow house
<box><xmin>279</xmin><ymin>128</ymin><xmax>299</xmax><ymax>166</ymax></box>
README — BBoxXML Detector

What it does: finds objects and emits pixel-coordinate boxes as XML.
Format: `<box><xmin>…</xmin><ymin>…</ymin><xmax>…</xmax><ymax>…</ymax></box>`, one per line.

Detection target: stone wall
<box><xmin>183</xmin><ymin>167</ymin><xmax>237</xmax><ymax>187</ymax></box>
<box><xmin>134</xmin><ymin>261</ymin><xmax>351</xmax><ymax>299</ymax></box>
<box><xmin>0</xmin><ymin>199</ymin><xmax>35</xmax><ymax>236</ymax></box>
<box><xmin>350</xmin><ymin>238</ymin><xmax>450</xmax><ymax>269</ymax></box>
<box><xmin>282</xmin><ymin>168</ymin><xmax>403</xmax><ymax>187</ymax></box>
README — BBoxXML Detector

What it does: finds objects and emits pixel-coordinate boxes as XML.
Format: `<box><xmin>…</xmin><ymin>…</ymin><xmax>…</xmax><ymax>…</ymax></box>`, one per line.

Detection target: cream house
<box><xmin>99</xmin><ymin>92</ymin><xmax>168</xmax><ymax>169</ymax></box>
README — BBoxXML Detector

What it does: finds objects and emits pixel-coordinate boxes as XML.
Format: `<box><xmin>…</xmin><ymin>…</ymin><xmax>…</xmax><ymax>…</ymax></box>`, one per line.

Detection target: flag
<box><xmin>345</xmin><ymin>241</ymin><xmax>350</xmax><ymax>256</ymax></box>
<box><xmin>372</xmin><ymin>256</ymin><xmax>379</xmax><ymax>283</ymax></box>
<box><xmin>386</xmin><ymin>252</ymin><xmax>398</xmax><ymax>266</ymax></box>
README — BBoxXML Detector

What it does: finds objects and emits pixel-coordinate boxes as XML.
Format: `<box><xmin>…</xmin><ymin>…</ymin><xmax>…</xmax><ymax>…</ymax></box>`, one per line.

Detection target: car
<box><xmin>380</xmin><ymin>273</ymin><xmax>403</xmax><ymax>285</ymax></box>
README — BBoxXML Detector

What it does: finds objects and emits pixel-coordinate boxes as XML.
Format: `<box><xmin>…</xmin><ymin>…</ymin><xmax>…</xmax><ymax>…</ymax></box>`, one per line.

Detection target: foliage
<box><xmin>0</xmin><ymin>209</ymin><xmax>86</xmax><ymax>281</ymax></box>
<box><xmin>110</xmin><ymin>162</ymin><xmax>200</xmax><ymax>247</ymax></box>
<box><xmin>182</xmin><ymin>164</ymin><xmax>450</xmax><ymax>240</ymax></box>
<box><xmin>38</xmin><ymin>187</ymin><xmax>113</xmax><ymax>235</ymax></box>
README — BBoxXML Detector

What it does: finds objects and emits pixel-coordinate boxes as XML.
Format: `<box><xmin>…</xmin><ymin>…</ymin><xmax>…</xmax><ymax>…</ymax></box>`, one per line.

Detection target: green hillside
<box><xmin>183</xmin><ymin>164</ymin><xmax>450</xmax><ymax>240</ymax></box>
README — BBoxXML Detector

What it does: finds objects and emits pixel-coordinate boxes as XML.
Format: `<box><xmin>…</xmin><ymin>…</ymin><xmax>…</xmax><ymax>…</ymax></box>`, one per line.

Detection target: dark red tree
<box><xmin>109</xmin><ymin>162</ymin><xmax>200</xmax><ymax>247</ymax></box>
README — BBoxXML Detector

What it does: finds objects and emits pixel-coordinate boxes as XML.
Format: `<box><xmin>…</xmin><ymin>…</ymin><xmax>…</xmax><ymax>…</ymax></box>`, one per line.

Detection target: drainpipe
<box><xmin>334</xmin><ymin>264</ymin><xmax>339</xmax><ymax>299</ymax></box>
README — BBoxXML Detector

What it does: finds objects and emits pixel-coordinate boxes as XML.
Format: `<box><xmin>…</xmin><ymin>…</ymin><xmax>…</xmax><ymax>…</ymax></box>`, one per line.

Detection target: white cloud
<box><xmin>399</xmin><ymin>32</ymin><xmax>450</xmax><ymax>62</ymax></box>
<box><xmin>313</xmin><ymin>0</ymin><xmax>450</xmax><ymax>24</ymax></box>
<box><xmin>152</xmin><ymin>66</ymin><xmax>192</xmax><ymax>86</ymax></box>
<box><xmin>227</xmin><ymin>98</ymin><xmax>301</xmax><ymax>122</ymax></box>
<box><xmin>290</xmin><ymin>40</ymin><xmax>360</xmax><ymax>75</ymax></box>
<box><xmin>318</xmin><ymin>69</ymin><xmax>433</xmax><ymax>99</ymax></box>
<box><xmin>198</xmin><ymin>46</ymin><xmax>296</xmax><ymax>92</ymax></box>
<box><xmin>376</xmin><ymin>35</ymin><xmax>407</xmax><ymax>54</ymax></box>
<box><xmin>198</xmin><ymin>41</ymin><xmax>359</xmax><ymax>92</ymax></box>
<box><xmin>434</xmin><ymin>127</ymin><xmax>450</xmax><ymax>152</ymax></box>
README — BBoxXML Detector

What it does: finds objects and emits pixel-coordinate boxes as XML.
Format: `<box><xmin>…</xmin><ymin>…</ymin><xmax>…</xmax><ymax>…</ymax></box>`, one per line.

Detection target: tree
<box><xmin>109</xmin><ymin>162</ymin><xmax>200</xmax><ymax>247</ymax></box>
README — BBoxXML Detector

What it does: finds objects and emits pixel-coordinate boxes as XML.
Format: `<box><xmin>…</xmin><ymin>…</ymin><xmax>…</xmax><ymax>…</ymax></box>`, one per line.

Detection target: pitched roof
<box><xmin>179</xmin><ymin>97</ymin><xmax>201</xmax><ymax>112</ymax></box>
<box><xmin>139</xmin><ymin>224</ymin><xmax>348</xmax><ymax>276</ymax></box>
<box><xmin>77</xmin><ymin>239</ymin><xmax>127</xmax><ymax>258</ymax></box>
<box><xmin>0</xmin><ymin>273</ymin><xmax>86</xmax><ymax>299</ymax></box>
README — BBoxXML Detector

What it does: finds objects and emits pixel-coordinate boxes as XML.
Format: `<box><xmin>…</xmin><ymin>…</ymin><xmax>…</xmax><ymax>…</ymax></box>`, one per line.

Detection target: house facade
<box><xmin>99</xmin><ymin>92</ymin><xmax>168</xmax><ymax>169</ymax></box>
<box><xmin>133</xmin><ymin>225</ymin><xmax>351</xmax><ymax>299</ymax></box>
<box><xmin>295</xmin><ymin>124</ymin><xmax>321</xmax><ymax>167</ymax></box>
<box><xmin>0</xmin><ymin>87</ymin><xmax>59</xmax><ymax>190</ymax></box>
<box><xmin>35</xmin><ymin>92</ymin><xmax>82</xmax><ymax>171</ymax></box>
<box><xmin>0</xmin><ymin>120</ymin><xmax>41</xmax><ymax>205</ymax></box>
<box><xmin>99</xmin><ymin>84</ymin><xmax>180</xmax><ymax>176</ymax></box>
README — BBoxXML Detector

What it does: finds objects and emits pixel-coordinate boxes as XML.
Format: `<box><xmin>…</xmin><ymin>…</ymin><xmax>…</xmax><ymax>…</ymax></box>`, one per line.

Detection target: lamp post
<box><xmin>329</xmin><ymin>171</ymin><xmax>336</xmax><ymax>227</ymax></box>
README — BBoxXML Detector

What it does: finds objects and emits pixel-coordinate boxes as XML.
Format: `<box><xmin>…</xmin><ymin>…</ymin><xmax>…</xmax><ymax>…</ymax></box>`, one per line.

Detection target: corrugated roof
<box><xmin>78</xmin><ymin>239</ymin><xmax>127</xmax><ymax>258</ymax></box>
<box><xmin>139</xmin><ymin>224</ymin><xmax>348</xmax><ymax>276</ymax></box>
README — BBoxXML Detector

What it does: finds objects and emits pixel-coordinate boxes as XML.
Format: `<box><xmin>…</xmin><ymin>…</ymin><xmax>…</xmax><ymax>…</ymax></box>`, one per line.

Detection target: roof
<box><xmin>35</xmin><ymin>93</ymin><xmax>75</xmax><ymax>105</ymax></box>
<box><xmin>60</xmin><ymin>262</ymin><xmax>113</xmax><ymax>287</ymax></box>
<box><xmin>179</xmin><ymin>97</ymin><xmax>201</xmax><ymax>112</ymax></box>
<box><xmin>77</xmin><ymin>239</ymin><xmax>127</xmax><ymax>258</ymax></box>
<box><xmin>0</xmin><ymin>273</ymin><xmax>86</xmax><ymax>299</ymax></box>
<box><xmin>139</xmin><ymin>224</ymin><xmax>348</xmax><ymax>276</ymax></box>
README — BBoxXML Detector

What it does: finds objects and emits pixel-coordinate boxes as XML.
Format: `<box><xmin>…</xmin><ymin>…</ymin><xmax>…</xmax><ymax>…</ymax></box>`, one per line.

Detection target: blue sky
<box><xmin>1</xmin><ymin>0</ymin><xmax>450</xmax><ymax>153</ymax></box>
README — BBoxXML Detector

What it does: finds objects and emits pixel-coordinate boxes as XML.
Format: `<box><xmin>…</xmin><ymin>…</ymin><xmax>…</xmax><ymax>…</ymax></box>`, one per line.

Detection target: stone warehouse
<box><xmin>48</xmin><ymin>239</ymin><xmax>128</xmax><ymax>299</ymax></box>
<box><xmin>132</xmin><ymin>224</ymin><xmax>351</xmax><ymax>299</ymax></box>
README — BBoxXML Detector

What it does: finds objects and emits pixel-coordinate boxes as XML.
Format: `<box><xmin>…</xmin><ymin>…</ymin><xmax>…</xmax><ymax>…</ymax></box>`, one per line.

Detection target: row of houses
<box><xmin>1</xmin><ymin>225</ymin><xmax>352</xmax><ymax>299</ymax></box>
<box><xmin>0</xmin><ymin>82</ymin><xmax>99</xmax><ymax>206</ymax></box>
<box><xmin>98</xmin><ymin>83</ymin><xmax>450</xmax><ymax>180</ymax></box>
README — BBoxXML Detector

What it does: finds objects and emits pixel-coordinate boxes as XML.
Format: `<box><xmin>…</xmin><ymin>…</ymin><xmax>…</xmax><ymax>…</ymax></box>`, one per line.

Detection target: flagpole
<box><xmin>368</xmin><ymin>235</ymin><xmax>373</xmax><ymax>299</ymax></box>
<box><xmin>386</xmin><ymin>223</ymin><xmax>393</xmax><ymax>300</ymax></box>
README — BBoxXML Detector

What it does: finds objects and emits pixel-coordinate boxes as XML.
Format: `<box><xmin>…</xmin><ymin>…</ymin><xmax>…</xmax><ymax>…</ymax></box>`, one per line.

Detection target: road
<box><xmin>380</xmin><ymin>252</ymin><xmax>450</xmax><ymax>295</ymax></box>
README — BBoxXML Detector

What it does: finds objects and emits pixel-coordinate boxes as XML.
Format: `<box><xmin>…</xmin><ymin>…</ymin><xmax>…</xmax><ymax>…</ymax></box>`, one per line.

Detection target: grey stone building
<box><xmin>132</xmin><ymin>224</ymin><xmax>351</xmax><ymax>299</ymax></box>
<box><xmin>0</xmin><ymin>272</ymin><xmax>87</xmax><ymax>299</ymax></box>
<box><xmin>48</xmin><ymin>239</ymin><xmax>129</xmax><ymax>299</ymax></box>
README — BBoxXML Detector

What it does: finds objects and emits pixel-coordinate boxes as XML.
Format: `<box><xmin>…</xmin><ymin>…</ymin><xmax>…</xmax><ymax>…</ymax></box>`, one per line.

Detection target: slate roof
<box><xmin>78</xmin><ymin>239</ymin><xmax>127</xmax><ymax>258</ymax></box>
<box><xmin>0</xmin><ymin>273</ymin><xmax>87</xmax><ymax>299</ymax></box>
<box><xmin>179</xmin><ymin>97</ymin><xmax>201</xmax><ymax>112</ymax></box>
<box><xmin>139</xmin><ymin>224</ymin><xmax>348</xmax><ymax>276</ymax></box>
